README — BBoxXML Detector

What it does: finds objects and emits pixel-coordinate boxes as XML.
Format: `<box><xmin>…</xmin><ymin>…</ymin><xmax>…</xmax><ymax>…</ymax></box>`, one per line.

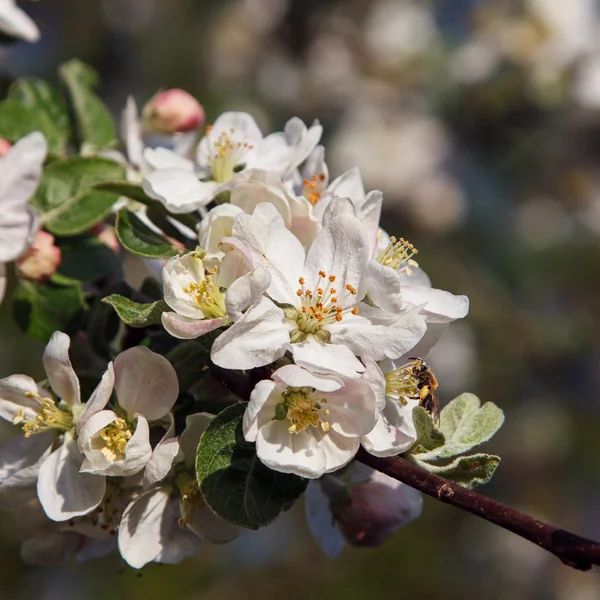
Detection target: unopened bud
<box><xmin>89</xmin><ymin>223</ymin><xmax>120</xmax><ymax>254</ymax></box>
<box><xmin>16</xmin><ymin>231</ymin><xmax>61</xmax><ymax>282</ymax></box>
<box><xmin>142</xmin><ymin>89</ymin><xmax>205</xmax><ymax>134</ymax></box>
<box><xmin>331</xmin><ymin>475</ymin><xmax>422</xmax><ymax>548</ymax></box>
<box><xmin>0</xmin><ymin>138</ymin><xmax>12</xmax><ymax>158</ymax></box>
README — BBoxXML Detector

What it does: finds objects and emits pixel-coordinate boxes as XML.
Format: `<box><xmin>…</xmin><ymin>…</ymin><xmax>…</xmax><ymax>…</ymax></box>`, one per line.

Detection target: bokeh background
<box><xmin>1</xmin><ymin>0</ymin><xmax>600</xmax><ymax>598</ymax></box>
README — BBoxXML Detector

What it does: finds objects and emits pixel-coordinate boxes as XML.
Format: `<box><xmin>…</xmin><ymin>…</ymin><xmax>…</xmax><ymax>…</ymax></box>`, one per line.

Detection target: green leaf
<box><xmin>57</xmin><ymin>235</ymin><xmax>121</xmax><ymax>282</ymax></box>
<box><xmin>35</xmin><ymin>156</ymin><xmax>126</xmax><ymax>235</ymax></box>
<box><xmin>166</xmin><ymin>339</ymin><xmax>213</xmax><ymax>392</ymax></box>
<box><xmin>427</xmin><ymin>394</ymin><xmax>505</xmax><ymax>460</ymax></box>
<box><xmin>115</xmin><ymin>209</ymin><xmax>179</xmax><ymax>259</ymax></box>
<box><xmin>59</xmin><ymin>59</ymin><xmax>117</xmax><ymax>152</ymax></box>
<box><xmin>196</xmin><ymin>404</ymin><xmax>308</xmax><ymax>530</ymax></box>
<box><xmin>411</xmin><ymin>406</ymin><xmax>445</xmax><ymax>453</ymax></box>
<box><xmin>102</xmin><ymin>294</ymin><xmax>169</xmax><ymax>327</ymax></box>
<box><xmin>93</xmin><ymin>181</ymin><xmax>156</xmax><ymax>205</ymax></box>
<box><xmin>4</xmin><ymin>78</ymin><xmax>71</xmax><ymax>155</ymax></box>
<box><xmin>12</xmin><ymin>278</ymin><xmax>85</xmax><ymax>343</ymax></box>
<box><xmin>413</xmin><ymin>453</ymin><xmax>501</xmax><ymax>489</ymax></box>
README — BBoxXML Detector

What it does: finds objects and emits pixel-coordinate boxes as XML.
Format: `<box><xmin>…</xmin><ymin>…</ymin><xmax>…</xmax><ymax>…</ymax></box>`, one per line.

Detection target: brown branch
<box><xmin>357</xmin><ymin>448</ymin><xmax>600</xmax><ymax>572</ymax></box>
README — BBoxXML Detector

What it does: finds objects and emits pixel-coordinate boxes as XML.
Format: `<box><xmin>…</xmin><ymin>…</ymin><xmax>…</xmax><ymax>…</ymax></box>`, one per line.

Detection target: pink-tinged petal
<box><xmin>143</xmin><ymin>416</ymin><xmax>179</xmax><ymax>488</ymax></box>
<box><xmin>162</xmin><ymin>312</ymin><xmax>227</xmax><ymax>340</ymax></box>
<box><xmin>303</xmin><ymin>211</ymin><xmax>369</xmax><ymax>306</ymax></box>
<box><xmin>329</xmin><ymin>305</ymin><xmax>427</xmax><ymax>362</ymax></box>
<box><xmin>312</xmin><ymin>428</ymin><xmax>360</xmax><ymax>473</ymax></box>
<box><xmin>0</xmin><ymin>263</ymin><xmax>5</xmax><ymax>305</ymax></box>
<box><xmin>43</xmin><ymin>332</ymin><xmax>80</xmax><ymax>407</ymax></box>
<box><xmin>231</xmin><ymin>181</ymin><xmax>292</xmax><ymax>227</ymax></box>
<box><xmin>157</xmin><ymin>510</ymin><xmax>204</xmax><ymax>564</ymax></box>
<box><xmin>0</xmin><ymin>429</ymin><xmax>53</xmax><ymax>484</ymax></box>
<box><xmin>179</xmin><ymin>413</ymin><xmax>214</xmax><ymax>469</ymax></box>
<box><xmin>398</xmin><ymin>266</ymin><xmax>432</xmax><ymax>288</ymax></box>
<box><xmin>323</xmin><ymin>378</ymin><xmax>378</xmax><ymax>438</ymax></box>
<box><xmin>243</xmin><ymin>380</ymin><xmax>281</xmax><ymax>443</ymax></box>
<box><xmin>402</xmin><ymin>285</ymin><xmax>470</xmax><ymax>323</ymax></box>
<box><xmin>114</xmin><ymin>346</ymin><xmax>179</xmax><ymax>420</ymax></box>
<box><xmin>256</xmin><ymin>420</ymin><xmax>325</xmax><ymax>479</ymax></box>
<box><xmin>118</xmin><ymin>487</ymin><xmax>173</xmax><ymax>569</ymax></box>
<box><xmin>305</xmin><ymin>480</ymin><xmax>346</xmax><ymax>558</ymax></box>
<box><xmin>142</xmin><ymin>168</ymin><xmax>217</xmax><ymax>213</ymax></box>
<box><xmin>211</xmin><ymin>297</ymin><xmax>292</xmax><ymax>370</ymax></box>
<box><xmin>272</xmin><ymin>364</ymin><xmax>343</xmax><ymax>392</ymax></box>
<box><xmin>225</xmin><ymin>266</ymin><xmax>271</xmax><ymax>322</ymax></box>
<box><xmin>37</xmin><ymin>433</ymin><xmax>106</xmax><ymax>521</ymax></box>
<box><xmin>76</xmin><ymin>363</ymin><xmax>115</xmax><ymax>432</ymax></box>
<box><xmin>291</xmin><ymin>338</ymin><xmax>365</xmax><ymax>379</ymax></box>
<box><xmin>217</xmin><ymin>236</ymin><xmax>254</xmax><ymax>288</ymax></box>
<box><xmin>232</xmin><ymin>203</ymin><xmax>305</xmax><ymax>305</ymax></box>
<box><xmin>361</xmin><ymin>399</ymin><xmax>418</xmax><ymax>457</ymax></box>
<box><xmin>365</xmin><ymin>261</ymin><xmax>403</xmax><ymax>314</ymax></box>
<box><xmin>0</xmin><ymin>374</ymin><xmax>46</xmax><ymax>422</ymax></box>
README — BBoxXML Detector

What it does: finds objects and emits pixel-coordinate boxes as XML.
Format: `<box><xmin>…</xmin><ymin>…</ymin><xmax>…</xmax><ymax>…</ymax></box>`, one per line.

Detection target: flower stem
<box><xmin>356</xmin><ymin>448</ymin><xmax>600</xmax><ymax>572</ymax></box>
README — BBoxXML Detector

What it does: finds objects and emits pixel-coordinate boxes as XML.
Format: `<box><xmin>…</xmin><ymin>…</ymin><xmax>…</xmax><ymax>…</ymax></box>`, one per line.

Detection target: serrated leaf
<box><xmin>102</xmin><ymin>294</ymin><xmax>168</xmax><ymax>327</ymax></box>
<box><xmin>58</xmin><ymin>235</ymin><xmax>121</xmax><ymax>282</ymax></box>
<box><xmin>59</xmin><ymin>59</ymin><xmax>116</xmax><ymax>152</ymax></box>
<box><xmin>12</xmin><ymin>278</ymin><xmax>85</xmax><ymax>343</ymax></box>
<box><xmin>426</xmin><ymin>394</ymin><xmax>504</xmax><ymax>460</ymax></box>
<box><xmin>413</xmin><ymin>453</ymin><xmax>501</xmax><ymax>489</ymax></box>
<box><xmin>35</xmin><ymin>156</ymin><xmax>125</xmax><ymax>235</ymax></box>
<box><xmin>115</xmin><ymin>209</ymin><xmax>179</xmax><ymax>259</ymax></box>
<box><xmin>196</xmin><ymin>404</ymin><xmax>308</xmax><ymax>530</ymax></box>
<box><xmin>7</xmin><ymin>78</ymin><xmax>70</xmax><ymax>155</ymax></box>
<box><xmin>411</xmin><ymin>405</ymin><xmax>445</xmax><ymax>452</ymax></box>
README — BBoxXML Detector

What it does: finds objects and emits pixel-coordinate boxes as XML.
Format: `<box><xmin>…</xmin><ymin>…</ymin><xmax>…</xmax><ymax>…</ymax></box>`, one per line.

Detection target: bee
<box><xmin>408</xmin><ymin>357</ymin><xmax>440</xmax><ymax>424</ymax></box>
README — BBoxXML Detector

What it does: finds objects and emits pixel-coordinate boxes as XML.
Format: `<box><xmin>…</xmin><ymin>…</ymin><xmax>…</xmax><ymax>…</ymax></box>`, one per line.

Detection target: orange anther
<box><xmin>328</xmin><ymin>275</ymin><xmax>336</xmax><ymax>282</ymax></box>
<box><xmin>319</xmin><ymin>270</ymin><xmax>326</xmax><ymax>278</ymax></box>
<box><xmin>298</xmin><ymin>277</ymin><xmax>305</xmax><ymax>285</ymax></box>
<box><xmin>351</xmin><ymin>307</ymin><xmax>359</xmax><ymax>315</ymax></box>
<box><xmin>345</xmin><ymin>284</ymin><xmax>357</xmax><ymax>295</ymax></box>
<box><xmin>335</xmin><ymin>313</ymin><xmax>343</xmax><ymax>321</ymax></box>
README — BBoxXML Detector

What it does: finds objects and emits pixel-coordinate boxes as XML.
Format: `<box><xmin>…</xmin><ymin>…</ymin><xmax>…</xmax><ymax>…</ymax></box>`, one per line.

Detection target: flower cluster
<box><xmin>0</xmin><ymin>81</ymin><xmax>481</xmax><ymax>570</ymax></box>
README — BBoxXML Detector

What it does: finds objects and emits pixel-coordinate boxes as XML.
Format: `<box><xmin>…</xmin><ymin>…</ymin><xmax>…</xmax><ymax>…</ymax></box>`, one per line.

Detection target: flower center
<box><xmin>183</xmin><ymin>263</ymin><xmax>227</xmax><ymax>320</ymax></box>
<box><xmin>174</xmin><ymin>469</ymin><xmax>206</xmax><ymax>528</ymax></box>
<box><xmin>376</xmin><ymin>236</ymin><xmax>419</xmax><ymax>274</ymax></box>
<box><xmin>96</xmin><ymin>418</ymin><xmax>134</xmax><ymax>462</ymax></box>
<box><xmin>302</xmin><ymin>173</ymin><xmax>327</xmax><ymax>206</ymax></box>
<box><xmin>204</xmin><ymin>124</ymin><xmax>253</xmax><ymax>184</ymax></box>
<box><xmin>286</xmin><ymin>271</ymin><xmax>359</xmax><ymax>342</ymax></box>
<box><xmin>14</xmin><ymin>391</ymin><xmax>73</xmax><ymax>437</ymax></box>
<box><xmin>384</xmin><ymin>362</ymin><xmax>421</xmax><ymax>406</ymax></box>
<box><xmin>276</xmin><ymin>387</ymin><xmax>330</xmax><ymax>434</ymax></box>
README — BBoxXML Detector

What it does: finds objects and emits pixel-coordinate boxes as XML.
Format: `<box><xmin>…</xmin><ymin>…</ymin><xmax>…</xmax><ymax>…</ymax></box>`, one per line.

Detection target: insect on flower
<box><xmin>407</xmin><ymin>357</ymin><xmax>440</xmax><ymax>424</ymax></box>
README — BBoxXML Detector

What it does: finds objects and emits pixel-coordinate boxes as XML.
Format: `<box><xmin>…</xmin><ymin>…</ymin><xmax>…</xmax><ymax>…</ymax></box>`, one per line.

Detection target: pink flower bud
<box><xmin>142</xmin><ymin>89</ymin><xmax>205</xmax><ymax>134</ymax></box>
<box><xmin>0</xmin><ymin>138</ymin><xmax>13</xmax><ymax>158</ymax></box>
<box><xmin>331</xmin><ymin>476</ymin><xmax>422</xmax><ymax>548</ymax></box>
<box><xmin>16</xmin><ymin>231</ymin><xmax>61</xmax><ymax>282</ymax></box>
<box><xmin>90</xmin><ymin>223</ymin><xmax>120</xmax><ymax>254</ymax></box>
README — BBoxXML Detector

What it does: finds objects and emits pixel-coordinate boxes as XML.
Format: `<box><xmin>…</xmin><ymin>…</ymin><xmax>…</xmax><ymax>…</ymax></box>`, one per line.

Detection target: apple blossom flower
<box><xmin>211</xmin><ymin>201</ymin><xmax>427</xmax><ymax>378</ymax></box>
<box><xmin>243</xmin><ymin>364</ymin><xmax>379</xmax><ymax>479</ymax></box>
<box><xmin>306</xmin><ymin>463</ymin><xmax>422</xmax><ymax>556</ymax></box>
<box><xmin>0</xmin><ymin>0</ymin><xmax>40</xmax><ymax>42</ymax></box>
<box><xmin>15</xmin><ymin>230</ymin><xmax>61</xmax><ymax>282</ymax></box>
<box><xmin>160</xmin><ymin>247</ymin><xmax>271</xmax><ymax>339</ymax></box>
<box><xmin>142</xmin><ymin>89</ymin><xmax>205</xmax><ymax>134</ymax></box>
<box><xmin>0</xmin><ymin>131</ymin><xmax>47</xmax><ymax>305</ymax></box>
<box><xmin>77</xmin><ymin>346</ymin><xmax>179</xmax><ymax>478</ymax></box>
<box><xmin>0</xmin><ymin>138</ymin><xmax>12</xmax><ymax>157</ymax></box>
<box><xmin>142</xmin><ymin>111</ymin><xmax>322</xmax><ymax>213</ymax></box>
<box><xmin>119</xmin><ymin>413</ymin><xmax>239</xmax><ymax>569</ymax></box>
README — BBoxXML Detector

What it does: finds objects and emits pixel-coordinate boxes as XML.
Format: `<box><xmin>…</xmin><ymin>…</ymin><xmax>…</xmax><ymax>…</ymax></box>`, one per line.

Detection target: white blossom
<box><xmin>0</xmin><ymin>0</ymin><xmax>40</xmax><ymax>42</ymax></box>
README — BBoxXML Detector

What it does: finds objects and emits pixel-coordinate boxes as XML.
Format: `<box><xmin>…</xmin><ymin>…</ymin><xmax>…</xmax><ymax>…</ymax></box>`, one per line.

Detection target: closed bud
<box><xmin>142</xmin><ymin>89</ymin><xmax>205</xmax><ymax>134</ymax></box>
<box><xmin>331</xmin><ymin>474</ymin><xmax>422</xmax><ymax>548</ymax></box>
<box><xmin>0</xmin><ymin>138</ymin><xmax>12</xmax><ymax>158</ymax></box>
<box><xmin>16</xmin><ymin>231</ymin><xmax>61</xmax><ymax>282</ymax></box>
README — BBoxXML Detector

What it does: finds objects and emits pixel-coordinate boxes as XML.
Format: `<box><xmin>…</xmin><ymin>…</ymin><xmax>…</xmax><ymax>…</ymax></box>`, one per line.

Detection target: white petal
<box><xmin>198</xmin><ymin>203</ymin><xmax>245</xmax><ymax>261</ymax></box>
<box><xmin>179</xmin><ymin>412</ymin><xmax>213</xmax><ymax>469</ymax></box>
<box><xmin>162</xmin><ymin>252</ymin><xmax>208</xmax><ymax>319</ymax></box>
<box><xmin>121</xmin><ymin>97</ymin><xmax>143</xmax><ymax>169</ymax></box>
<box><xmin>291</xmin><ymin>338</ymin><xmax>365</xmax><ymax>379</ymax></box>
<box><xmin>316</xmin><ymin>430</ymin><xmax>361</xmax><ymax>473</ymax></box>
<box><xmin>0</xmin><ymin>1</ymin><xmax>40</xmax><ymax>42</ymax></box>
<box><xmin>76</xmin><ymin>363</ymin><xmax>115</xmax><ymax>432</ymax></box>
<box><xmin>225</xmin><ymin>266</ymin><xmax>271</xmax><ymax>322</ymax></box>
<box><xmin>231</xmin><ymin>181</ymin><xmax>292</xmax><ymax>228</ymax></box>
<box><xmin>256</xmin><ymin>420</ymin><xmax>325</xmax><ymax>479</ymax></box>
<box><xmin>114</xmin><ymin>346</ymin><xmax>179</xmax><ymax>420</ymax></box>
<box><xmin>118</xmin><ymin>487</ymin><xmax>172</xmax><ymax>569</ymax></box>
<box><xmin>211</xmin><ymin>297</ymin><xmax>291</xmax><ymax>370</ymax></box>
<box><xmin>305</xmin><ymin>480</ymin><xmax>345</xmax><ymax>558</ymax></box>
<box><xmin>216</xmin><ymin>236</ymin><xmax>254</xmax><ymax>288</ymax></box>
<box><xmin>143</xmin><ymin>168</ymin><xmax>216</xmax><ymax>213</ymax></box>
<box><xmin>329</xmin><ymin>305</ymin><xmax>427</xmax><ymax>362</ymax></box>
<box><xmin>232</xmin><ymin>203</ymin><xmax>305</xmax><ymax>305</ymax></box>
<box><xmin>0</xmin><ymin>374</ymin><xmax>46</xmax><ymax>422</ymax></box>
<box><xmin>386</xmin><ymin>322</ymin><xmax>449</xmax><ymax>368</ymax></box>
<box><xmin>402</xmin><ymin>285</ymin><xmax>470</xmax><ymax>323</ymax></box>
<box><xmin>362</xmin><ymin>356</ymin><xmax>387</xmax><ymax>413</ymax></box>
<box><xmin>111</xmin><ymin>415</ymin><xmax>153</xmax><ymax>477</ymax></box>
<box><xmin>143</xmin><ymin>147</ymin><xmax>195</xmax><ymax>172</ymax></box>
<box><xmin>77</xmin><ymin>410</ymin><xmax>122</xmax><ymax>473</ymax></box>
<box><xmin>303</xmin><ymin>211</ymin><xmax>369</xmax><ymax>306</ymax></box>
<box><xmin>365</xmin><ymin>261</ymin><xmax>403</xmax><ymax>314</ymax></box>
<box><xmin>243</xmin><ymin>380</ymin><xmax>281</xmax><ymax>443</ymax></box>
<box><xmin>37</xmin><ymin>433</ymin><xmax>106</xmax><ymax>521</ymax></box>
<box><xmin>360</xmin><ymin>190</ymin><xmax>383</xmax><ymax>257</ymax></box>
<box><xmin>0</xmin><ymin>429</ymin><xmax>53</xmax><ymax>484</ymax></box>
<box><xmin>327</xmin><ymin>166</ymin><xmax>365</xmax><ymax>204</ymax></box>
<box><xmin>272</xmin><ymin>364</ymin><xmax>342</xmax><ymax>392</ymax></box>
<box><xmin>156</xmin><ymin>511</ymin><xmax>204</xmax><ymax>565</ymax></box>
<box><xmin>144</xmin><ymin>417</ymin><xmax>179</xmax><ymax>488</ymax></box>
<box><xmin>162</xmin><ymin>312</ymin><xmax>227</xmax><ymax>339</ymax></box>
<box><xmin>361</xmin><ymin>399</ymin><xmax>418</xmax><ymax>457</ymax></box>
<box><xmin>43</xmin><ymin>332</ymin><xmax>80</xmax><ymax>407</ymax></box>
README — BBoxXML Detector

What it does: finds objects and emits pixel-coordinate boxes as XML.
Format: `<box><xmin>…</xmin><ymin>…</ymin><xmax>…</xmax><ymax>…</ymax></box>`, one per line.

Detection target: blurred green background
<box><xmin>1</xmin><ymin>0</ymin><xmax>600</xmax><ymax>598</ymax></box>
